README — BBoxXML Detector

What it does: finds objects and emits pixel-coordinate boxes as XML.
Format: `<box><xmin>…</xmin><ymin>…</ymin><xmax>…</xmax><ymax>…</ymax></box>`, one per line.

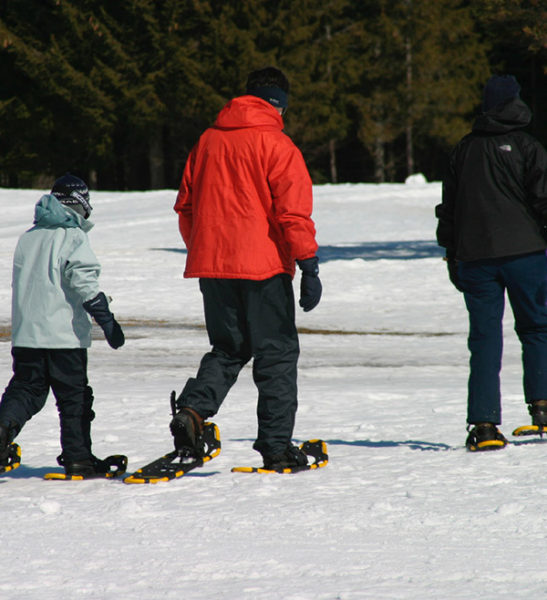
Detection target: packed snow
<box><xmin>0</xmin><ymin>181</ymin><xmax>546</xmax><ymax>599</ymax></box>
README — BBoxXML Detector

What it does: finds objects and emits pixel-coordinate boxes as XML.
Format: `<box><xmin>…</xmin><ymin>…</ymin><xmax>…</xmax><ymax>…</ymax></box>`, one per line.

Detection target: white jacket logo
<box><xmin>499</xmin><ymin>144</ymin><xmax>512</xmax><ymax>152</ymax></box>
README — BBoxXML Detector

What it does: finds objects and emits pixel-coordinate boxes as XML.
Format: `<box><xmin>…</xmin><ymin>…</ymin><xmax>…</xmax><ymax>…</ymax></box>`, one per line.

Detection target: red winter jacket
<box><xmin>174</xmin><ymin>95</ymin><xmax>318</xmax><ymax>280</ymax></box>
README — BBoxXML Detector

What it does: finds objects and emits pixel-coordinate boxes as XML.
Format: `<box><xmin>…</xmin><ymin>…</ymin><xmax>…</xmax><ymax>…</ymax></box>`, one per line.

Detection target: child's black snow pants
<box><xmin>178</xmin><ymin>274</ymin><xmax>300</xmax><ymax>457</ymax></box>
<box><xmin>0</xmin><ymin>347</ymin><xmax>95</xmax><ymax>462</ymax></box>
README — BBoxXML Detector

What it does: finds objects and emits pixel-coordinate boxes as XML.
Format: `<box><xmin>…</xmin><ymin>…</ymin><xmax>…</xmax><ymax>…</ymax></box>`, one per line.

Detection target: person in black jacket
<box><xmin>436</xmin><ymin>74</ymin><xmax>547</xmax><ymax>451</ymax></box>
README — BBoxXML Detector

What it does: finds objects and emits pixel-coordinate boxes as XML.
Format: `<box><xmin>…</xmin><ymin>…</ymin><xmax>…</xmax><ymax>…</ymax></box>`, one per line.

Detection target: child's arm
<box><xmin>83</xmin><ymin>292</ymin><xmax>125</xmax><ymax>349</ymax></box>
<box><xmin>63</xmin><ymin>231</ymin><xmax>125</xmax><ymax>349</ymax></box>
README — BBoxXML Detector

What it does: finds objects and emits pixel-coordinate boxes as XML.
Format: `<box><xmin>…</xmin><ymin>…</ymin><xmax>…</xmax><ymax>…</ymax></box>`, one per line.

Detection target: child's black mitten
<box><xmin>83</xmin><ymin>292</ymin><xmax>125</xmax><ymax>349</ymax></box>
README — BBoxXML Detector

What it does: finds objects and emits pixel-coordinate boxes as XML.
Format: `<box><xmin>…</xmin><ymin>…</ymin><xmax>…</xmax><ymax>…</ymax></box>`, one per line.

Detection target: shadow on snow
<box><xmin>231</xmin><ymin>438</ymin><xmax>452</xmax><ymax>452</ymax></box>
<box><xmin>151</xmin><ymin>240</ymin><xmax>444</xmax><ymax>263</ymax></box>
<box><xmin>317</xmin><ymin>241</ymin><xmax>443</xmax><ymax>262</ymax></box>
<box><xmin>0</xmin><ymin>465</ymin><xmax>220</xmax><ymax>480</ymax></box>
<box><xmin>326</xmin><ymin>438</ymin><xmax>452</xmax><ymax>451</ymax></box>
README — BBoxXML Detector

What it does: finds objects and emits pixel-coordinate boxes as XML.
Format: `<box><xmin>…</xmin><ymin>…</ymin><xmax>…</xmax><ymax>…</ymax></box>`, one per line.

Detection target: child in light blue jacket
<box><xmin>0</xmin><ymin>174</ymin><xmax>125</xmax><ymax>477</ymax></box>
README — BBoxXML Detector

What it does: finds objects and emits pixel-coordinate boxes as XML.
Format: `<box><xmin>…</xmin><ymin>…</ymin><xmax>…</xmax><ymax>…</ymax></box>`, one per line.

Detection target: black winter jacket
<box><xmin>436</xmin><ymin>98</ymin><xmax>547</xmax><ymax>261</ymax></box>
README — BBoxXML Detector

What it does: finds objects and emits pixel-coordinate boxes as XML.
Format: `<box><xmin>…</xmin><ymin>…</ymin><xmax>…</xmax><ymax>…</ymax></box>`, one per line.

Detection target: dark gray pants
<box><xmin>178</xmin><ymin>274</ymin><xmax>300</xmax><ymax>457</ymax></box>
<box><xmin>0</xmin><ymin>347</ymin><xmax>94</xmax><ymax>462</ymax></box>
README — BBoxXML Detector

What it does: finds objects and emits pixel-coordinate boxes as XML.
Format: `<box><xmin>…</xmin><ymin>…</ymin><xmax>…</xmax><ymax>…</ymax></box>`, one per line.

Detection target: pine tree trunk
<box><xmin>329</xmin><ymin>138</ymin><xmax>337</xmax><ymax>183</ymax></box>
<box><xmin>374</xmin><ymin>134</ymin><xmax>385</xmax><ymax>183</ymax></box>
<box><xmin>149</xmin><ymin>129</ymin><xmax>164</xmax><ymax>189</ymax></box>
<box><xmin>405</xmin><ymin>33</ymin><xmax>414</xmax><ymax>177</ymax></box>
<box><xmin>325</xmin><ymin>24</ymin><xmax>338</xmax><ymax>184</ymax></box>
<box><xmin>406</xmin><ymin>121</ymin><xmax>414</xmax><ymax>177</ymax></box>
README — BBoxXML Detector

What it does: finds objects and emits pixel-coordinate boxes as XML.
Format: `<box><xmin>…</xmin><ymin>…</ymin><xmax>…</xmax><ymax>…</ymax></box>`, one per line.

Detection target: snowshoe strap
<box><xmin>0</xmin><ymin>443</ymin><xmax>21</xmax><ymax>473</ymax></box>
<box><xmin>102</xmin><ymin>454</ymin><xmax>128</xmax><ymax>476</ymax></box>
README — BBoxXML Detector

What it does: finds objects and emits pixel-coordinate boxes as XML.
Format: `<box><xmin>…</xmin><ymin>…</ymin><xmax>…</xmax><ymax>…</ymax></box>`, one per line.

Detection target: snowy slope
<box><xmin>0</xmin><ymin>183</ymin><xmax>545</xmax><ymax>600</ymax></box>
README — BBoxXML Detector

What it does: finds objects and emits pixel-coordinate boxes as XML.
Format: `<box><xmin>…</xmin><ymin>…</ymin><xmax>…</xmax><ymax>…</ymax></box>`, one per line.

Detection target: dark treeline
<box><xmin>0</xmin><ymin>0</ymin><xmax>546</xmax><ymax>190</ymax></box>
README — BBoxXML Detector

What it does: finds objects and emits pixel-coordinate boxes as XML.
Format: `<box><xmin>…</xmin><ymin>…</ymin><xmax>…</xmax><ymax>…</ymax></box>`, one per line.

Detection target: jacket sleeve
<box><xmin>436</xmin><ymin>148</ymin><xmax>458</xmax><ymax>256</ymax></box>
<box><xmin>62</xmin><ymin>230</ymin><xmax>101</xmax><ymax>302</ymax></box>
<box><xmin>267</xmin><ymin>139</ymin><xmax>318</xmax><ymax>261</ymax></box>
<box><xmin>174</xmin><ymin>146</ymin><xmax>197</xmax><ymax>247</ymax></box>
<box><xmin>524</xmin><ymin>137</ymin><xmax>547</xmax><ymax>221</ymax></box>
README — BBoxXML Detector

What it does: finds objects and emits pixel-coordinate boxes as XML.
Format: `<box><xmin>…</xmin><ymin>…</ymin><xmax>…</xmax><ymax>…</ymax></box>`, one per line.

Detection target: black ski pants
<box><xmin>179</xmin><ymin>274</ymin><xmax>300</xmax><ymax>457</ymax></box>
<box><xmin>0</xmin><ymin>347</ymin><xmax>95</xmax><ymax>462</ymax></box>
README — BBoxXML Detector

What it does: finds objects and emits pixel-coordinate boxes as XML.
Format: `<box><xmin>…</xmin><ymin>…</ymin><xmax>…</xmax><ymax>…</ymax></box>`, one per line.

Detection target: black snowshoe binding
<box><xmin>0</xmin><ymin>423</ymin><xmax>21</xmax><ymax>475</ymax></box>
<box><xmin>466</xmin><ymin>423</ymin><xmax>507</xmax><ymax>452</ymax></box>
<box><xmin>48</xmin><ymin>453</ymin><xmax>128</xmax><ymax>480</ymax></box>
<box><xmin>262</xmin><ymin>444</ymin><xmax>309</xmax><ymax>470</ymax></box>
<box><xmin>513</xmin><ymin>399</ymin><xmax>547</xmax><ymax>437</ymax></box>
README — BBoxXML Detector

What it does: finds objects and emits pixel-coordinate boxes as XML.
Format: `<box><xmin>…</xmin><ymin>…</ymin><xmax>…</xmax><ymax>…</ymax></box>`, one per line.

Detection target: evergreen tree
<box><xmin>473</xmin><ymin>0</ymin><xmax>547</xmax><ymax>144</ymax></box>
<box><xmin>345</xmin><ymin>0</ymin><xmax>489</xmax><ymax>182</ymax></box>
<box><xmin>0</xmin><ymin>0</ymin><xmax>115</xmax><ymax>186</ymax></box>
<box><xmin>86</xmin><ymin>0</ymin><xmax>217</xmax><ymax>189</ymax></box>
<box><xmin>244</xmin><ymin>0</ymin><xmax>356</xmax><ymax>183</ymax></box>
<box><xmin>1</xmin><ymin>0</ymin><xmax>542</xmax><ymax>188</ymax></box>
<box><xmin>0</xmin><ymin>0</ymin><xmax>215</xmax><ymax>189</ymax></box>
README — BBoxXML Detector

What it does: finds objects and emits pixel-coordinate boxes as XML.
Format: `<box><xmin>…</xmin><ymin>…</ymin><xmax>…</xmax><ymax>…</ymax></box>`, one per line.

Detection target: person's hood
<box><xmin>32</xmin><ymin>194</ymin><xmax>94</xmax><ymax>232</ymax></box>
<box><xmin>473</xmin><ymin>97</ymin><xmax>532</xmax><ymax>134</ymax></box>
<box><xmin>214</xmin><ymin>95</ymin><xmax>284</xmax><ymax>131</ymax></box>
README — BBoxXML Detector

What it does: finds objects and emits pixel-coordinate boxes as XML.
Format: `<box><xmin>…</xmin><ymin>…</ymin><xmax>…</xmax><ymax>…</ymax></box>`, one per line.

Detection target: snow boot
<box><xmin>466</xmin><ymin>423</ymin><xmax>507</xmax><ymax>452</ymax></box>
<box><xmin>0</xmin><ymin>423</ymin><xmax>19</xmax><ymax>470</ymax></box>
<box><xmin>528</xmin><ymin>399</ymin><xmax>547</xmax><ymax>427</ymax></box>
<box><xmin>169</xmin><ymin>407</ymin><xmax>204</xmax><ymax>454</ymax></box>
<box><xmin>0</xmin><ymin>424</ymin><xmax>10</xmax><ymax>466</ymax></box>
<box><xmin>262</xmin><ymin>444</ymin><xmax>309</xmax><ymax>470</ymax></box>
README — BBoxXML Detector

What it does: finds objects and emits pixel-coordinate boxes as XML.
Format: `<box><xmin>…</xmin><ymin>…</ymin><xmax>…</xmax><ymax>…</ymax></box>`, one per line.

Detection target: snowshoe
<box><xmin>466</xmin><ymin>423</ymin><xmax>507</xmax><ymax>452</ymax></box>
<box><xmin>0</xmin><ymin>424</ymin><xmax>21</xmax><ymax>475</ymax></box>
<box><xmin>232</xmin><ymin>439</ymin><xmax>328</xmax><ymax>474</ymax></box>
<box><xmin>0</xmin><ymin>443</ymin><xmax>21</xmax><ymax>475</ymax></box>
<box><xmin>124</xmin><ymin>421</ymin><xmax>221</xmax><ymax>484</ymax></box>
<box><xmin>44</xmin><ymin>454</ymin><xmax>128</xmax><ymax>480</ymax></box>
<box><xmin>125</xmin><ymin>391</ymin><xmax>221</xmax><ymax>484</ymax></box>
<box><xmin>513</xmin><ymin>400</ymin><xmax>547</xmax><ymax>437</ymax></box>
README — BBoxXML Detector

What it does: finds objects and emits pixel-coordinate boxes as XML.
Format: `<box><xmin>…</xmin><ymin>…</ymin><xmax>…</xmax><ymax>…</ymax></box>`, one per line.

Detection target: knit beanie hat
<box><xmin>51</xmin><ymin>173</ymin><xmax>92</xmax><ymax>219</ymax></box>
<box><xmin>247</xmin><ymin>86</ymin><xmax>288</xmax><ymax>110</ymax></box>
<box><xmin>483</xmin><ymin>75</ymin><xmax>521</xmax><ymax>112</ymax></box>
<box><xmin>246</xmin><ymin>67</ymin><xmax>289</xmax><ymax>110</ymax></box>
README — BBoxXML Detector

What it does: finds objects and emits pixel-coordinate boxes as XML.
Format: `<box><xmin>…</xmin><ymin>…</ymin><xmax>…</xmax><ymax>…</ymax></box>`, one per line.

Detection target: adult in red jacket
<box><xmin>171</xmin><ymin>67</ymin><xmax>322</xmax><ymax>470</ymax></box>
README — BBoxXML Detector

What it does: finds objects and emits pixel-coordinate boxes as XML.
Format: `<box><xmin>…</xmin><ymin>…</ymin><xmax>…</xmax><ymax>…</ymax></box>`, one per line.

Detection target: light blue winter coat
<box><xmin>11</xmin><ymin>194</ymin><xmax>101</xmax><ymax>348</ymax></box>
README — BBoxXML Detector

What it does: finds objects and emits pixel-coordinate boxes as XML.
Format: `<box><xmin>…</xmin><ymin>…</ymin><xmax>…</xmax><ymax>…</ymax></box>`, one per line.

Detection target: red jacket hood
<box><xmin>214</xmin><ymin>95</ymin><xmax>284</xmax><ymax>131</ymax></box>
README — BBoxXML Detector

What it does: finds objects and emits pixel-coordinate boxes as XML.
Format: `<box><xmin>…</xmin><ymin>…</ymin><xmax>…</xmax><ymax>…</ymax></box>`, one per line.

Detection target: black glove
<box><xmin>297</xmin><ymin>256</ymin><xmax>322</xmax><ymax>312</ymax></box>
<box><xmin>83</xmin><ymin>292</ymin><xmax>125</xmax><ymax>349</ymax></box>
<box><xmin>445</xmin><ymin>255</ymin><xmax>463</xmax><ymax>292</ymax></box>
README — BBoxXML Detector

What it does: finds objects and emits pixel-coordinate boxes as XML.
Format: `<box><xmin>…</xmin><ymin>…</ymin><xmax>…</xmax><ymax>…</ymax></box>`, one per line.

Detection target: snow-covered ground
<box><xmin>0</xmin><ymin>182</ymin><xmax>545</xmax><ymax>599</ymax></box>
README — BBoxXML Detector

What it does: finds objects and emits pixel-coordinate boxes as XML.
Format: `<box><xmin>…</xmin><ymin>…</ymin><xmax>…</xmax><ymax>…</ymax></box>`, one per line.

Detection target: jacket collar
<box><xmin>214</xmin><ymin>95</ymin><xmax>284</xmax><ymax>131</ymax></box>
